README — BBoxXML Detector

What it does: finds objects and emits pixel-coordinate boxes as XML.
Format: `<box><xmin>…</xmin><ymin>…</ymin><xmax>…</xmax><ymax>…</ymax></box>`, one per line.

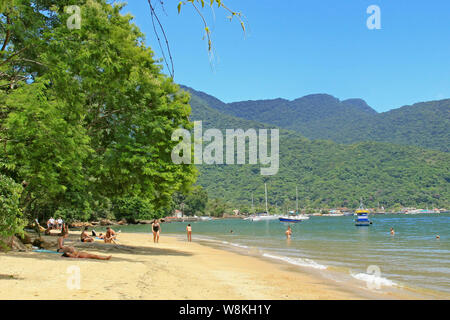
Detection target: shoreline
<box><xmin>0</xmin><ymin>231</ymin><xmax>445</xmax><ymax>300</ymax></box>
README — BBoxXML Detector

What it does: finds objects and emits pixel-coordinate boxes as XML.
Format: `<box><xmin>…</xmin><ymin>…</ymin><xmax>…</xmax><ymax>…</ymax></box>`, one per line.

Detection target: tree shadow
<box><xmin>32</xmin><ymin>233</ymin><xmax>192</xmax><ymax>258</ymax></box>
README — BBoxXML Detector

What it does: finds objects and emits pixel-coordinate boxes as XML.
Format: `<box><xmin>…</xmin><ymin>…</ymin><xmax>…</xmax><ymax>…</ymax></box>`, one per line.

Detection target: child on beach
<box><xmin>186</xmin><ymin>224</ymin><xmax>192</xmax><ymax>242</ymax></box>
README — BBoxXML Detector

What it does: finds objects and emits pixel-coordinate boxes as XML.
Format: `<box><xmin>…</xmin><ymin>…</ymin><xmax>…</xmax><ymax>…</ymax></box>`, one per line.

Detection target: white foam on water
<box><xmin>351</xmin><ymin>272</ymin><xmax>397</xmax><ymax>287</ymax></box>
<box><xmin>221</xmin><ymin>241</ymin><xmax>250</xmax><ymax>249</ymax></box>
<box><xmin>262</xmin><ymin>253</ymin><xmax>327</xmax><ymax>270</ymax></box>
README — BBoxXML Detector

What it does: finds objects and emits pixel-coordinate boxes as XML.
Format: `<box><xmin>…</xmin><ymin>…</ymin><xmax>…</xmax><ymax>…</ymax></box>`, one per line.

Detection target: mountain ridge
<box><xmin>182</xmin><ymin>86</ymin><xmax>450</xmax><ymax>209</ymax></box>
<box><xmin>181</xmin><ymin>85</ymin><xmax>449</xmax><ymax>152</ymax></box>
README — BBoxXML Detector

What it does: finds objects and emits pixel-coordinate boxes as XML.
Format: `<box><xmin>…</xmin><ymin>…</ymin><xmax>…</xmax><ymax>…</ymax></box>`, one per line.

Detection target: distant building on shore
<box><xmin>173</xmin><ymin>210</ymin><xmax>183</xmax><ymax>218</ymax></box>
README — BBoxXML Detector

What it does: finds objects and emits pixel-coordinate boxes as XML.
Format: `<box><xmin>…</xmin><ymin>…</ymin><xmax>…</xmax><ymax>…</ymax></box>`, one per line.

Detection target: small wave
<box><xmin>351</xmin><ymin>273</ymin><xmax>397</xmax><ymax>287</ymax></box>
<box><xmin>221</xmin><ymin>241</ymin><xmax>250</xmax><ymax>249</ymax></box>
<box><xmin>262</xmin><ymin>253</ymin><xmax>327</xmax><ymax>270</ymax></box>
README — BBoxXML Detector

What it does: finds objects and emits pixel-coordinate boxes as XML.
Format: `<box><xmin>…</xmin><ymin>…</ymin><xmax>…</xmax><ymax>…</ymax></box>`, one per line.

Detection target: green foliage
<box><xmin>0</xmin><ymin>174</ymin><xmax>24</xmax><ymax>245</ymax></box>
<box><xmin>0</xmin><ymin>0</ymin><xmax>197</xmax><ymax>223</ymax></box>
<box><xmin>112</xmin><ymin>197</ymin><xmax>157</xmax><ymax>223</ymax></box>
<box><xmin>206</xmin><ymin>198</ymin><xmax>229</xmax><ymax>217</ymax></box>
<box><xmin>187</xmin><ymin>89</ymin><xmax>450</xmax><ymax>211</ymax></box>
<box><xmin>171</xmin><ymin>185</ymin><xmax>208</xmax><ymax>216</ymax></box>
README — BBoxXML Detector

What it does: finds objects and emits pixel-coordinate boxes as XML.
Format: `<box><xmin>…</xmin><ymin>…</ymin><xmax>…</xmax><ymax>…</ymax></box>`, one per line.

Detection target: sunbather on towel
<box><xmin>62</xmin><ymin>251</ymin><xmax>111</xmax><ymax>260</ymax></box>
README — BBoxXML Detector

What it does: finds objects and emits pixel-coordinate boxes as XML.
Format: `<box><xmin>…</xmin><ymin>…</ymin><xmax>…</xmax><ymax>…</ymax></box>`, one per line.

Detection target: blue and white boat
<box><xmin>279</xmin><ymin>187</ymin><xmax>310</xmax><ymax>223</ymax></box>
<box><xmin>279</xmin><ymin>214</ymin><xmax>310</xmax><ymax>223</ymax></box>
<box><xmin>355</xmin><ymin>200</ymin><xmax>372</xmax><ymax>226</ymax></box>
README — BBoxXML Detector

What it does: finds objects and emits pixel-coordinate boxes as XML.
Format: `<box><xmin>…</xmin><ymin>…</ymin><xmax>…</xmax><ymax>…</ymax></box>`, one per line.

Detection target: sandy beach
<box><xmin>0</xmin><ymin>231</ymin><xmax>439</xmax><ymax>300</ymax></box>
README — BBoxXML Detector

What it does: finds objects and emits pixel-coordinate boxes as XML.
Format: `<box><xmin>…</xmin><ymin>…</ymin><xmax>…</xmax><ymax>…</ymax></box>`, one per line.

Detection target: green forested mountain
<box><xmin>182</xmin><ymin>86</ymin><xmax>450</xmax><ymax>152</ymax></box>
<box><xmin>185</xmin><ymin>88</ymin><xmax>450</xmax><ymax>210</ymax></box>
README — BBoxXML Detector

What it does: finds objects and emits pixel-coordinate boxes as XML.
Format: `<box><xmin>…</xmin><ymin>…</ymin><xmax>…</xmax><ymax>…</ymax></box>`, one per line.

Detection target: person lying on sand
<box><xmin>104</xmin><ymin>227</ymin><xmax>117</xmax><ymax>244</ymax></box>
<box><xmin>81</xmin><ymin>227</ymin><xmax>94</xmax><ymax>243</ymax></box>
<box><xmin>62</xmin><ymin>251</ymin><xmax>111</xmax><ymax>260</ymax></box>
<box><xmin>57</xmin><ymin>224</ymin><xmax>76</xmax><ymax>254</ymax></box>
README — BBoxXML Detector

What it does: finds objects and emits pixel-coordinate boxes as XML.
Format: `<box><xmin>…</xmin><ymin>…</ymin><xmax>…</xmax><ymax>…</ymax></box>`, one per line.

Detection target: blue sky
<box><xmin>122</xmin><ymin>1</ymin><xmax>450</xmax><ymax>112</ymax></box>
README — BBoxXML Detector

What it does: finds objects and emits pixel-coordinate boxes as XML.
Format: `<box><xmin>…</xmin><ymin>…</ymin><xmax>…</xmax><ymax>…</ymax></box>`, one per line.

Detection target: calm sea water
<box><xmin>115</xmin><ymin>214</ymin><xmax>450</xmax><ymax>295</ymax></box>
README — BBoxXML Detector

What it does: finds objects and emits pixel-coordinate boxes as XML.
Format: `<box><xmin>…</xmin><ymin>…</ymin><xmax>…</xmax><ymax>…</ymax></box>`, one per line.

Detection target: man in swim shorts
<box><xmin>104</xmin><ymin>227</ymin><xmax>117</xmax><ymax>244</ymax></box>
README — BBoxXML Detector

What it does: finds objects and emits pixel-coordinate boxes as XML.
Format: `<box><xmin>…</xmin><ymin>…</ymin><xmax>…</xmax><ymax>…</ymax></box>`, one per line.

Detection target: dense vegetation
<box><xmin>0</xmin><ymin>0</ymin><xmax>197</xmax><ymax>230</ymax></box>
<box><xmin>183</xmin><ymin>86</ymin><xmax>450</xmax><ymax>152</ymax></box>
<box><xmin>0</xmin><ymin>174</ymin><xmax>24</xmax><ymax>245</ymax></box>
<box><xmin>187</xmin><ymin>89</ymin><xmax>450</xmax><ymax>212</ymax></box>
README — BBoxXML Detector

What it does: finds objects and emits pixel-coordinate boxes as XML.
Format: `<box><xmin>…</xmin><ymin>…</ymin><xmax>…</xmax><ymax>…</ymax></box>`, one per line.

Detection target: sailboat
<box><xmin>279</xmin><ymin>186</ymin><xmax>310</xmax><ymax>223</ymax></box>
<box><xmin>246</xmin><ymin>184</ymin><xmax>279</xmax><ymax>221</ymax></box>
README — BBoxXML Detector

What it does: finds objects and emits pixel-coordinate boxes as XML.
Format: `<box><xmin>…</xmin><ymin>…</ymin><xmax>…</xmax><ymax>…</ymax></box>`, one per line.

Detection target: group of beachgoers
<box><xmin>56</xmin><ymin>224</ymin><xmax>112</xmax><ymax>260</ymax></box>
<box><xmin>80</xmin><ymin>226</ymin><xmax>118</xmax><ymax>244</ymax></box>
<box><xmin>43</xmin><ymin>217</ymin><xmax>64</xmax><ymax>235</ymax></box>
<box><xmin>52</xmin><ymin>219</ymin><xmax>164</xmax><ymax>261</ymax></box>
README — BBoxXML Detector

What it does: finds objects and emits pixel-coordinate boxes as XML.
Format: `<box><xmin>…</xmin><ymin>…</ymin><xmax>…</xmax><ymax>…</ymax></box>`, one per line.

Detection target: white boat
<box><xmin>324</xmin><ymin>209</ymin><xmax>344</xmax><ymax>217</ymax></box>
<box><xmin>246</xmin><ymin>184</ymin><xmax>279</xmax><ymax>221</ymax></box>
<box><xmin>279</xmin><ymin>215</ymin><xmax>309</xmax><ymax>223</ymax></box>
<box><xmin>248</xmin><ymin>213</ymin><xmax>280</xmax><ymax>221</ymax></box>
<box><xmin>279</xmin><ymin>187</ymin><xmax>310</xmax><ymax>223</ymax></box>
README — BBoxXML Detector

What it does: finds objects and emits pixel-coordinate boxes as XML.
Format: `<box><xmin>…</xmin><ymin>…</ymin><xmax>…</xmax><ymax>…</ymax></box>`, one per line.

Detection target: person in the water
<box><xmin>390</xmin><ymin>228</ymin><xmax>395</xmax><ymax>236</ymax></box>
<box><xmin>285</xmin><ymin>226</ymin><xmax>292</xmax><ymax>240</ymax></box>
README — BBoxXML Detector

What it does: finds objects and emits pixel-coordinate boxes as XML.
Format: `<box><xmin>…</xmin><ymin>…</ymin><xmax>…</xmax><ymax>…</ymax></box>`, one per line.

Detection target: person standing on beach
<box><xmin>152</xmin><ymin>219</ymin><xmax>161</xmax><ymax>243</ymax></box>
<box><xmin>57</xmin><ymin>224</ymin><xmax>75</xmax><ymax>254</ymax></box>
<box><xmin>186</xmin><ymin>224</ymin><xmax>192</xmax><ymax>242</ymax></box>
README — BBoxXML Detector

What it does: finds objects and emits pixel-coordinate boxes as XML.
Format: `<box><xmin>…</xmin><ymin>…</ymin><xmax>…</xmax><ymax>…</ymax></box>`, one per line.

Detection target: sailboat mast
<box><xmin>251</xmin><ymin>192</ymin><xmax>254</xmax><ymax>214</ymax></box>
<box><xmin>296</xmin><ymin>186</ymin><xmax>299</xmax><ymax>214</ymax></box>
<box><xmin>265</xmin><ymin>183</ymin><xmax>269</xmax><ymax>214</ymax></box>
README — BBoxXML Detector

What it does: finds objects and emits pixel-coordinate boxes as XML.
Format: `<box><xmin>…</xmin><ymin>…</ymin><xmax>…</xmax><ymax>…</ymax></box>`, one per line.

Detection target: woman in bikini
<box><xmin>152</xmin><ymin>219</ymin><xmax>161</xmax><ymax>243</ymax></box>
<box><xmin>186</xmin><ymin>224</ymin><xmax>192</xmax><ymax>242</ymax></box>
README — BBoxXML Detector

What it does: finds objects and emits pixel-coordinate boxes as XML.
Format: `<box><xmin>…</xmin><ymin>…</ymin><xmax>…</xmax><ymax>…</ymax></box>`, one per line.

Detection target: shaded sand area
<box><xmin>0</xmin><ymin>232</ymin><xmax>440</xmax><ymax>300</ymax></box>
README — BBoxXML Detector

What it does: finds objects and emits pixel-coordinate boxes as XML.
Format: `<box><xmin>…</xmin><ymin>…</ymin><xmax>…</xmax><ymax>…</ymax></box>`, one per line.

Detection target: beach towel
<box><xmin>33</xmin><ymin>249</ymin><xmax>61</xmax><ymax>254</ymax></box>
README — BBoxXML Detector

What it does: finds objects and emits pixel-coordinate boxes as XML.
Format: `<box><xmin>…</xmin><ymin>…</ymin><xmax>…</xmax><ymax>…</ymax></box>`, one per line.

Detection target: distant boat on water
<box><xmin>279</xmin><ymin>186</ymin><xmax>310</xmax><ymax>223</ymax></box>
<box><xmin>355</xmin><ymin>200</ymin><xmax>372</xmax><ymax>226</ymax></box>
<box><xmin>324</xmin><ymin>209</ymin><xmax>344</xmax><ymax>217</ymax></box>
<box><xmin>246</xmin><ymin>183</ymin><xmax>280</xmax><ymax>222</ymax></box>
<box><xmin>403</xmin><ymin>207</ymin><xmax>438</xmax><ymax>214</ymax></box>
